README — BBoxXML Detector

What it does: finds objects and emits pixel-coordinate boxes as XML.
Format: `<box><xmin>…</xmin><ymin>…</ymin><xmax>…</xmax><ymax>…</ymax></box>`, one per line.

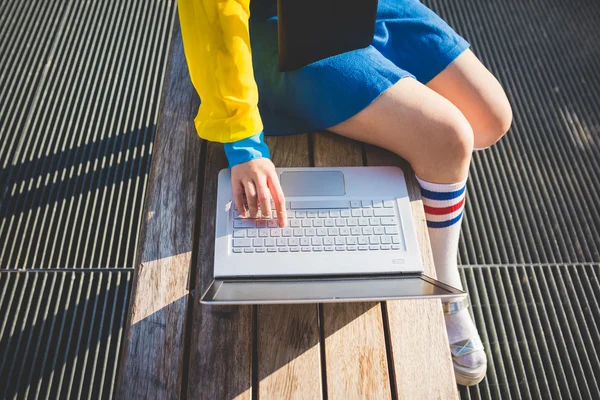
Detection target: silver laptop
<box><xmin>201</xmin><ymin>167</ymin><xmax>465</xmax><ymax>304</ymax></box>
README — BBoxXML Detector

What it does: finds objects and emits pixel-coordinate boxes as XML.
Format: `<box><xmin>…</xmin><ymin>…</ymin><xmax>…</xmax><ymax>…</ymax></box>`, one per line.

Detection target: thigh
<box><xmin>328</xmin><ymin>76</ymin><xmax>473</xmax><ymax>183</ymax></box>
<box><xmin>426</xmin><ymin>50</ymin><xmax>512</xmax><ymax>147</ymax></box>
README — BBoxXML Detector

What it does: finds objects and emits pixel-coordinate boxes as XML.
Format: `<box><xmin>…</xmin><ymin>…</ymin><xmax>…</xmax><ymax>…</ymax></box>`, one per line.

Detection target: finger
<box><xmin>255</xmin><ymin>178</ymin><xmax>272</xmax><ymax>219</ymax></box>
<box><xmin>267</xmin><ymin>172</ymin><xmax>287</xmax><ymax>227</ymax></box>
<box><xmin>243</xmin><ymin>181</ymin><xmax>259</xmax><ymax>218</ymax></box>
<box><xmin>232</xmin><ymin>182</ymin><xmax>247</xmax><ymax>217</ymax></box>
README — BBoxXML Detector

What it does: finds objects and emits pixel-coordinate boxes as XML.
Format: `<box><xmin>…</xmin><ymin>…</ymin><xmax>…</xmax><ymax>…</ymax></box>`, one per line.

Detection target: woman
<box><xmin>179</xmin><ymin>0</ymin><xmax>512</xmax><ymax>386</ymax></box>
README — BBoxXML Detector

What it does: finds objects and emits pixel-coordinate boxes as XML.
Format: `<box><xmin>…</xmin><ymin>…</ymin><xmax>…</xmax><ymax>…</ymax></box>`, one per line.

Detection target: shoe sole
<box><xmin>454</xmin><ymin>362</ymin><xmax>487</xmax><ymax>387</ymax></box>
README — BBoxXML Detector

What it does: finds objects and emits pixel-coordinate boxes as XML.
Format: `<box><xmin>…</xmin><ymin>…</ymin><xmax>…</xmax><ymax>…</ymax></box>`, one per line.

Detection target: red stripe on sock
<box><xmin>423</xmin><ymin>197</ymin><xmax>465</xmax><ymax>216</ymax></box>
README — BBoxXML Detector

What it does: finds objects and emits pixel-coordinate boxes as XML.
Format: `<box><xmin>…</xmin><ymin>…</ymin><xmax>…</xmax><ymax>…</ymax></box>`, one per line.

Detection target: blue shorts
<box><xmin>249</xmin><ymin>0</ymin><xmax>470</xmax><ymax>135</ymax></box>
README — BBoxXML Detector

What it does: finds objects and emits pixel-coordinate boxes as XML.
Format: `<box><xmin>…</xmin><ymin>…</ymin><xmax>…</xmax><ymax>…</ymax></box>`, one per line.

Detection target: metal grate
<box><xmin>425</xmin><ymin>0</ymin><xmax>600</xmax><ymax>265</ymax></box>
<box><xmin>0</xmin><ymin>271</ymin><xmax>132</xmax><ymax>399</ymax></box>
<box><xmin>458</xmin><ymin>264</ymin><xmax>600</xmax><ymax>399</ymax></box>
<box><xmin>0</xmin><ymin>0</ymin><xmax>176</xmax><ymax>269</ymax></box>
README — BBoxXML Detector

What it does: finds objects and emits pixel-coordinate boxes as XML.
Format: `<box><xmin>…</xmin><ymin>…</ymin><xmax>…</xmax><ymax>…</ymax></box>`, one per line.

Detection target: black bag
<box><xmin>277</xmin><ymin>0</ymin><xmax>379</xmax><ymax>72</ymax></box>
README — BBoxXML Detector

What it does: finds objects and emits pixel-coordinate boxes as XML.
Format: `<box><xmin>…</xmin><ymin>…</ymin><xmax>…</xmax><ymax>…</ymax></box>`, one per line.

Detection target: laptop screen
<box><xmin>201</xmin><ymin>274</ymin><xmax>464</xmax><ymax>304</ymax></box>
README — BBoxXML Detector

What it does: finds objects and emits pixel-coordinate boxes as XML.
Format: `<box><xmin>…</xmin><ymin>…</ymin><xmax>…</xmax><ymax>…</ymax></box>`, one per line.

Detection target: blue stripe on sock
<box><xmin>426</xmin><ymin>211</ymin><xmax>464</xmax><ymax>228</ymax></box>
<box><xmin>420</xmin><ymin>185</ymin><xmax>466</xmax><ymax>201</ymax></box>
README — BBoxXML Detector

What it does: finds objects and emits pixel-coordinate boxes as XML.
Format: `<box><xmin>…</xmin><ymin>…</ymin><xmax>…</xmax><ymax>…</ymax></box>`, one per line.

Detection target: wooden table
<box><xmin>117</xmin><ymin>20</ymin><xmax>458</xmax><ymax>400</ymax></box>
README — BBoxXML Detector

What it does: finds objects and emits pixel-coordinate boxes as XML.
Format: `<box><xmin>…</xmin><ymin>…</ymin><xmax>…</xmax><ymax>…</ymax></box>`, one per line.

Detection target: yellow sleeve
<box><xmin>178</xmin><ymin>0</ymin><xmax>263</xmax><ymax>143</ymax></box>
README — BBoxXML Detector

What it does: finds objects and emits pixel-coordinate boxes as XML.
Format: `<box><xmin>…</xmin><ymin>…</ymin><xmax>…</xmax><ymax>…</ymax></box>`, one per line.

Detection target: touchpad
<box><xmin>280</xmin><ymin>171</ymin><xmax>345</xmax><ymax>196</ymax></box>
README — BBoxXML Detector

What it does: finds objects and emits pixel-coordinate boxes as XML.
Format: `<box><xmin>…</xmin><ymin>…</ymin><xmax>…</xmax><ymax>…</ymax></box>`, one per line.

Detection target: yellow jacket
<box><xmin>178</xmin><ymin>0</ymin><xmax>262</xmax><ymax>143</ymax></box>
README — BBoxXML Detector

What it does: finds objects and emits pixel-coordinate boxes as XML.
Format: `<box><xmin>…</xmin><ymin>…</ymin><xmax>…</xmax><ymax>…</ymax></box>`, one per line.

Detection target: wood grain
<box><xmin>313</xmin><ymin>131</ymin><xmax>392</xmax><ymax>399</ymax></box>
<box><xmin>366</xmin><ymin>144</ymin><xmax>458</xmax><ymax>399</ymax></box>
<box><xmin>118</xmin><ymin>20</ymin><xmax>200</xmax><ymax>399</ymax></box>
<box><xmin>187</xmin><ymin>142</ymin><xmax>253</xmax><ymax>400</ymax></box>
<box><xmin>257</xmin><ymin>134</ymin><xmax>322</xmax><ymax>400</ymax></box>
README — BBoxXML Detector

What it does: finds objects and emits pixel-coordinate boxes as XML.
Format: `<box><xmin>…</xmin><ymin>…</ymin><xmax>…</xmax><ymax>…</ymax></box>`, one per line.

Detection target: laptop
<box><xmin>200</xmin><ymin>167</ymin><xmax>465</xmax><ymax>304</ymax></box>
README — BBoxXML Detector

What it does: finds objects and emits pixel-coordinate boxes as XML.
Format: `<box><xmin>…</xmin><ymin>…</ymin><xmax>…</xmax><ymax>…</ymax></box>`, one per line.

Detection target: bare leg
<box><xmin>426</xmin><ymin>49</ymin><xmax>512</xmax><ymax>149</ymax></box>
<box><xmin>329</xmin><ymin>76</ymin><xmax>473</xmax><ymax>184</ymax></box>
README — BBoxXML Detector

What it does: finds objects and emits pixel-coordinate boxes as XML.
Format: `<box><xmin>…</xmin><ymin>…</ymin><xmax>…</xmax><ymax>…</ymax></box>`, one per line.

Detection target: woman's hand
<box><xmin>231</xmin><ymin>158</ymin><xmax>287</xmax><ymax>227</ymax></box>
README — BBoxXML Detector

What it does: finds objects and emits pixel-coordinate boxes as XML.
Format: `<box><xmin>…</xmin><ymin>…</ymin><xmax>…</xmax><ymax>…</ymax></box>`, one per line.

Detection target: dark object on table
<box><xmin>277</xmin><ymin>0</ymin><xmax>379</xmax><ymax>71</ymax></box>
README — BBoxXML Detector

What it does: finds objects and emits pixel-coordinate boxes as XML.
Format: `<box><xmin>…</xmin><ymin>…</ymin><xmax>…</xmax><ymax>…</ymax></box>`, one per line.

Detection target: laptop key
<box><xmin>276</xmin><ymin>238</ymin><xmax>287</xmax><ymax>246</ymax></box>
<box><xmin>369</xmin><ymin>245</ymin><xmax>379</xmax><ymax>250</ymax></box>
<box><xmin>383</xmin><ymin>200</ymin><xmax>394</xmax><ymax>208</ymax></box>
<box><xmin>302</xmin><ymin>219</ymin><xmax>312</xmax><ymax>227</ymax></box>
<box><xmin>232</xmin><ymin>248</ymin><xmax>243</xmax><ymax>253</ymax></box>
<box><xmin>391</xmin><ymin>244</ymin><xmax>401</xmax><ymax>250</ymax></box>
<box><xmin>362</xmin><ymin>227</ymin><xmax>373</xmax><ymax>235</ymax></box>
<box><xmin>369</xmin><ymin>236</ymin><xmax>380</xmax><ymax>244</ymax></box>
<box><xmin>392</xmin><ymin>236</ymin><xmax>400</xmax><ymax>244</ymax></box>
<box><xmin>234</xmin><ymin>219</ymin><xmax>255</xmax><ymax>228</ymax></box>
<box><xmin>301</xmin><ymin>246</ymin><xmax>311</xmax><ymax>252</ymax></box>
<box><xmin>318</xmin><ymin>210</ymin><xmax>329</xmax><ymax>218</ymax></box>
<box><xmin>282</xmin><ymin>228</ymin><xmax>292</xmax><ymax>237</ymax></box>
<box><xmin>358</xmin><ymin>218</ymin><xmax>369</xmax><ymax>226</ymax></box>
<box><xmin>335</xmin><ymin>237</ymin><xmax>345</xmax><ymax>245</ymax></box>
<box><xmin>335</xmin><ymin>246</ymin><xmax>345</xmax><ymax>251</ymax></box>
<box><xmin>305</xmin><ymin>228</ymin><xmax>316</xmax><ymax>236</ymax></box>
<box><xmin>335</xmin><ymin>219</ymin><xmax>346</xmax><ymax>226</ymax></box>
<box><xmin>233</xmin><ymin>239</ymin><xmax>252</xmax><ymax>247</ymax></box>
<box><xmin>374</xmin><ymin>208</ymin><xmax>394</xmax><ymax>217</ymax></box>
<box><xmin>350</xmin><ymin>227</ymin><xmax>361</xmax><ymax>235</ymax></box>
<box><xmin>256</xmin><ymin>248</ymin><xmax>266</xmax><ymax>253</ymax></box>
<box><xmin>385</xmin><ymin>226</ymin><xmax>399</xmax><ymax>234</ymax></box>
<box><xmin>347</xmin><ymin>245</ymin><xmax>357</xmax><ymax>251</ymax></box>
<box><xmin>323</xmin><ymin>237</ymin><xmax>334</xmax><ymax>245</ymax></box>
<box><xmin>351</xmin><ymin>200</ymin><xmax>361</xmax><ymax>208</ymax></box>
<box><xmin>351</xmin><ymin>209</ymin><xmax>362</xmax><ymax>217</ymax></box>
<box><xmin>244</xmin><ymin>248</ymin><xmax>254</xmax><ymax>253</ymax></box>
<box><xmin>290</xmin><ymin>247</ymin><xmax>301</xmax><ymax>252</ymax></box>
<box><xmin>288</xmin><ymin>238</ymin><xmax>299</xmax><ymax>246</ymax></box>
<box><xmin>339</xmin><ymin>228</ymin><xmax>350</xmax><ymax>236</ymax></box>
<box><xmin>313</xmin><ymin>219</ymin><xmax>324</xmax><ymax>227</ymax></box>
<box><xmin>233</xmin><ymin>230</ymin><xmax>245</xmax><ymax>238</ymax></box>
<box><xmin>380</xmin><ymin>217</ymin><xmax>396</xmax><ymax>225</ymax></box>
<box><xmin>312</xmin><ymin>246</ymin><xmax>323</xmax><ymax>251</ymax></box>
<box><xmin>267</xmin><ymin>220</ymin><xmax>278</xmax><ymax>228</ymax></box>
<box><xmin>328</xmin><ymin>228</ymin><xmax>339</xmax><ymax>236</ymax></box>
<box><xmin>380</xmin><ymin>236</ymin><xmax>391</xmax><ymax>244</ymax></box>
<box><xmin>358</xmin><ymin>245</ymin><xmax>369</xmax><ymax>251</ymax></box>
<box><xmin>358</xmin><ymin>237</ymin><xmax>368</xmax><ymax>245</ymax></box>
<box><xmin>270</xmin><ymin>229</ymin><xmax>281</xmax><ymax>237</ymax></box>
<box><xmin>290</xmin><ymin>200</ymin><xmax>350</xmax><ymax>209</ymax></box>
<box><xmin>369</xmin><ymin>217</ymin><xmax>381</xmax><ymax>226</ymax></box>
<box><xmin>267</xmin><ymin>247</ymin><xmax>277</xmax><ymax>253</ymax></box>
<box><xmin>253</xmin><ymin>238</ymin><xmax>264</xmax><ymax>246</ymax></box>
<box><xmin>317</xmin><ymin>228</ymin><xmax>327</xmax><ymax>236</ymax></box>
<box><xmin>247</xmin><ymin>229</ymin><xmax>258</xmax><ymax>237</ymax></box>
<box><xmin>372</xmin><ymin>200</ymin><xmax>383</xmax><ymax>208</ymax></box>
<box><xmin>290</xmin><ymin>219</ymin><xmax>301</xmax><ymax>227</ymax></box>
<box><xmin>325</xmin><ymin>246</ymin><xmax>334</xmax><ymax>251</ymax></box>
<box><xmin>278</xmin><ymin>247</ymin><xmax>289</xmax><ymax>252</ymax></box>
<box><xmin>381</xmin><ymin>245</ymin><xmax>391</xmax><ymax>250</ymax></box>
<box><xmin>374</xmin><ymin>227</ymin><xmax>385</xmax><ymax>235</ymax></box>
<box><xmin>300</xmin><ymin>238</ymin><xmax>310</xmax><ymax>246</ymax></box>
<box><xmin>312</xmin><ymin>237</ymin><xmax>323</xmax><ymax>245</ymax></box>
<box><xmin>265</xmin><ymin>238</ymin><xmax>275</xmax><ymax>246</ymax></box>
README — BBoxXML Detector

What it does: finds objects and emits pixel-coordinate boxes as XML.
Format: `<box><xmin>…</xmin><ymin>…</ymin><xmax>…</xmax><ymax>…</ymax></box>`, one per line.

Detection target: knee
<box><xmin>411</xmin><ymin>108</ymin><xmax>474</xmax><ymax>182</ymax></box>
<box><xmin>475</xmin><ymin>93</ymin><xmax>513</xmax><ymax>148</ymax></box>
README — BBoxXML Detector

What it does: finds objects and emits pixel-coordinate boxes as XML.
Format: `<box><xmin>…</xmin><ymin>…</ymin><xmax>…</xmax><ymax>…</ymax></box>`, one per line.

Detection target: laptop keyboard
<box><xmin>231</xmin><ymin>200</ymin><xmax>404</xmax><ymax>254</ymax></box>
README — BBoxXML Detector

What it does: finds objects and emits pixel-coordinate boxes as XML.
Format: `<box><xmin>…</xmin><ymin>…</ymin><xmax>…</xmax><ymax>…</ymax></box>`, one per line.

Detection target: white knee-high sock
<box><xmin>416</xmin><ymin>175</ymin><xmax>486</xmax><ymax>370</ymax></box>
<box><xmin>415</xmin><ymin>176</ymin><xmax>466</xmax><ymax>289</ymax></box>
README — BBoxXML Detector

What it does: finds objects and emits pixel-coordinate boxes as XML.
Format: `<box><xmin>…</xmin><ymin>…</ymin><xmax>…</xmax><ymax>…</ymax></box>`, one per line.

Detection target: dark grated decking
<box><xmin>1</xmin><ymin>0</ymin><xmax>600</xmax><ymax>398</ymax></box>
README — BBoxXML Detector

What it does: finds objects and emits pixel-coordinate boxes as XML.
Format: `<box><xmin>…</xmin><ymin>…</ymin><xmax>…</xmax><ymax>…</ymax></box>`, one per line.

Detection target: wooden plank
<box><xmin>257</xmin><ymin>134</ymin><xmax>322</xmax><ymax>399</ymax></box>
<box><xmin>117</xmin><ymin>20</ymin><xmax>200</xmax><ymax>399</ymax></box>
<box><xmin>313</xmin><ymin>131</ymin><xmax>392</xmax><ymax>399</ymax></box>
<box><xmin>365</xmin><ymin>144</ymin><xmax>458</xmax><ymax>399</ymax></box>
<box><xmin>187</xmin><ymin>142</ymin><xmax>253</xmax><ymax>400</ymax></box>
